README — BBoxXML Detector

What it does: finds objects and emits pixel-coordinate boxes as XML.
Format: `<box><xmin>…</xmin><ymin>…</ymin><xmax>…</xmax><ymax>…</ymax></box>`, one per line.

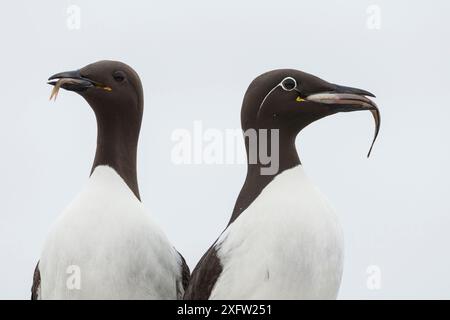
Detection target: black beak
<box><xmin>48</xmin><ymin>70</ymin><xmax>95</xmax><ymax>92</ymax></box>
<box><xmin>306</xmin><ymin>84</ymin><xmax>380</xmax><ymax>157</ymax></box>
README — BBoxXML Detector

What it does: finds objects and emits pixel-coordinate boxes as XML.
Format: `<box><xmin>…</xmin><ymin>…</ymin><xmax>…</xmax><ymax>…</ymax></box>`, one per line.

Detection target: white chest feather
<box><xmin>39</xmin><ymin>166</ymin><xmax>181</xmax><ymax>299</ymax></box>
<box><xmin>210</xmin><ymin>166</ymin><xmax>344</xmax><ymax>300</ymax></box>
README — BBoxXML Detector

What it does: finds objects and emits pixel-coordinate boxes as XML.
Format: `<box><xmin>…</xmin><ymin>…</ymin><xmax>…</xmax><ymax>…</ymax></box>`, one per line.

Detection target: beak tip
<box><xmin>362</xmin><ymin>90</ymin><xmax>376</xmax><ymax>98</ymax></box>
<box><xmin>48</xmin><ymin>74</ymin><xmax>61</xmax><ymax>81</ymax></box>
<box><xmin>48</xmin><ymin>69</ymin><xmax>82</xmax><ymax>82</ymax></box>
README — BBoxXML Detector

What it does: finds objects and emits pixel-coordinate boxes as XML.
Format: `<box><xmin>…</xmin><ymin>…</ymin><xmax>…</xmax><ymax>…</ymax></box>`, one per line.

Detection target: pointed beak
<box><xmin>48</xmin><ymin>70</ymin><xmax>95</xmax><ymax>92</ymax></box>
<box><xmin>306</xmin><ymin>84</ymin><xmax>380</xmax><ymax>157</ymax></box>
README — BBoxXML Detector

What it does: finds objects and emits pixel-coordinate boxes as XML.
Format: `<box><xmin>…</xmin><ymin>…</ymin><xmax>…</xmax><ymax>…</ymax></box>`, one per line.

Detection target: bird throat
<box><xmin>229</xmin><ymin>129</ymin><xmax>301</xmax><ymax>224</ymax></box>
<box><xmin>91</xmin><ymin>110</ymin><xmax>142</xmax><ymax>200</ymax></box>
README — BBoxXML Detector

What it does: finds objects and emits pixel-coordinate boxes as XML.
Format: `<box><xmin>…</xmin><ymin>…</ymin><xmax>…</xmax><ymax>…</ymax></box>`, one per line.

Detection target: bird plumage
<box><xmin>185</xmin><ymin>69</ymin><xmax>378</xmax><ymax>299</ymax></box>
<box><xmin>34</xmin><ymin>166</ymin><xmax>187</xmax><ymax>299</ymax></box>
<box><xmin>185</xmin><ymin>166</ymin><xmax>343</xmax><ymax>299</ymax></box>
<box><xmin>32</xmin><ymin>60</ymin><xmax>189</xmax><ymax>299</ymax></box>
<box><xmin>210</xmin><ymin>166</ymin><xmax>343</xmax><ymax>299</ymax></box>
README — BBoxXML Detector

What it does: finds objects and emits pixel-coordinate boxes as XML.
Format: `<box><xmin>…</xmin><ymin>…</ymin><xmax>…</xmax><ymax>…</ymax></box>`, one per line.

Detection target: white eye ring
<box><xmin>258</xmin><ymin>76</ymin><xmax>300</xmax><ymax>115</ymax></box>
<box><xmin>280</xmin><ymin>77</ymin><xmax>298</xmax><ymax>91</ymax></box>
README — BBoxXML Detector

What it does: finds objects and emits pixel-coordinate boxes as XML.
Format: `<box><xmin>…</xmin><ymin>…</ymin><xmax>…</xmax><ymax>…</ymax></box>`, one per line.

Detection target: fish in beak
<box><xmin>48</xmin><ymin>70</ymin><xmax>111</xmax><ymax>100</ymax></box>
<box><xmin>305</xmin><ymin>84</ymin><xmax>380</xmax><ymax>157</ymax></box>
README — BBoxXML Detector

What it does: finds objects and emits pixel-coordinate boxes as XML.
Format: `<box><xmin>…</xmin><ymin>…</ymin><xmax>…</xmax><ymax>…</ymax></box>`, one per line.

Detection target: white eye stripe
<box><xmin>258</xmin><ymin>76</ymin><xmax>300</xmax><ymax>114</ymax></box>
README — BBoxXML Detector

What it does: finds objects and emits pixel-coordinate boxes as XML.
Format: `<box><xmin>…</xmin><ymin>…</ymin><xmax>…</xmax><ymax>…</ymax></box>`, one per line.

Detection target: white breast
<box><xmin>39</xmin><ymin>165</ymin><xmax>181</xmax><ymax>299</ymax></box>
<box><xmin>210</xmin><ymin>165</ymin><xmax>344</xmax><ymax>300</ymax></box>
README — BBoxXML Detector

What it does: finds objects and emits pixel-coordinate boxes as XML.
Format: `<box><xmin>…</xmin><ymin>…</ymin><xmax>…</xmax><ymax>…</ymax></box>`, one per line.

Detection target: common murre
<box><xmin>184</xmin><ymin>69</ymin><xmax>380</xmax><ymax>299</ymax></box>
<box><xmin>31</xmin><ymin>60</ymin><xmax>189</xmax><ymax>299</ymax></box>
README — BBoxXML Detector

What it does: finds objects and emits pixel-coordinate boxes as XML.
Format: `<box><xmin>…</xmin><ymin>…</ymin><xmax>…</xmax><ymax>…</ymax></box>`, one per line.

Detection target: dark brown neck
<box><xmin>228</xmin><ymin>129</ymin><xmax>300</xmax><ymax>224</ymax></box>
<box><xmin>91</xmin><ymin>111</ymin><xmax>141</xmax><ymax>200</ymax></box>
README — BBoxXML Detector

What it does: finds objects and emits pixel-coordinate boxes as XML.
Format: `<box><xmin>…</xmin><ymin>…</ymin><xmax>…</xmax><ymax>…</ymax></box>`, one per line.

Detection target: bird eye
<box><xmin>113</xmin><ymin>71</ymin><xmax>126</xmax><ymax>82</ymax></box>
<box><xmin>281</xmin><ymin>77</ymin><xmax>297</xmax><ymax>91</ymax></box>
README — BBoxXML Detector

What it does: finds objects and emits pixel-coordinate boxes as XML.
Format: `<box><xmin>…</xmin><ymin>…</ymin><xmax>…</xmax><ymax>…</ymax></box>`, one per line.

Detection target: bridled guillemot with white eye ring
<box><xmin>184</xmin><ymin>69</ymin><xmax>380</xmax><ymax>300</ymax></box>
<box><xmin>31</xmin><ymin>60</ymin><xmax>189</xmax><ymax>300</ymax></box>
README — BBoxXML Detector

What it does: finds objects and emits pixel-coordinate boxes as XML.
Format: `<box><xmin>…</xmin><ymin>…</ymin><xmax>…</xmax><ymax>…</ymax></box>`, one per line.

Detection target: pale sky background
<box><xmin>0</xmin><ymin>0</ymin><xmax>449</xmax><ymax>299</ymax></box>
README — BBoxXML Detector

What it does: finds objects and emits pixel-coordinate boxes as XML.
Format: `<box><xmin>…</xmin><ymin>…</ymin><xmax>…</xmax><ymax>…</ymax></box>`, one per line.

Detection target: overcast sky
<box><xmin>1</xmin><ymin>0</ymin><xmax>449</xmax><ymax>299</ymax></box>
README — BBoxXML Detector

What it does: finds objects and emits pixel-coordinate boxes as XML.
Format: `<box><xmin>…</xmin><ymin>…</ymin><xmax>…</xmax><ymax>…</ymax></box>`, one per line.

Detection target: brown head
<box><xmin>230</xmin><ymin>69</ymin><xmax>380</xmax><ymax>223</ymax></box>
<box><xmin>242</xmin><ymin>69</ymin><xmax>379</xmax><ymax>158</ymax></box>
<box><xmin>48</xmin><ymin>60</ymin><xmax>144</xmax><ymax>200</ymax></box>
